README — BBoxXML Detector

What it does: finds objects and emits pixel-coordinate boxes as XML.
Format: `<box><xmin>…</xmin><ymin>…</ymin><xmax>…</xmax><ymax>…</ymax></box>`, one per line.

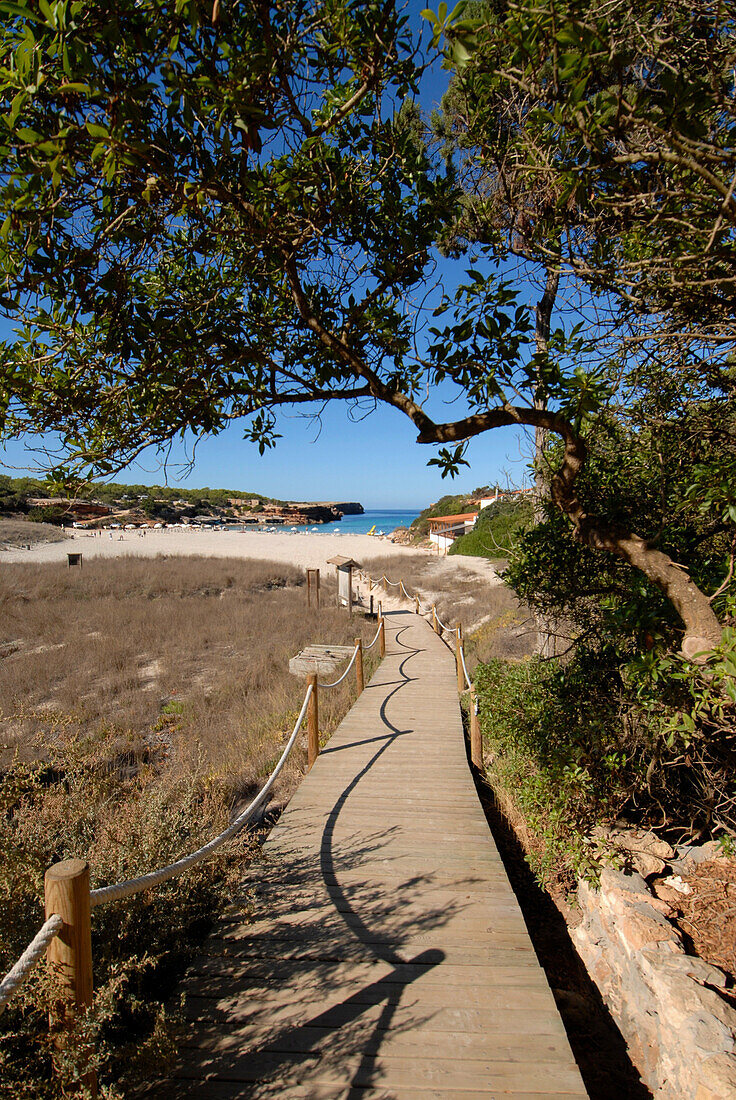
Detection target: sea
<box><xmin>283</xmin><ymin>509</ymin><xmax>419</xmax><ymax>535</ymax></box>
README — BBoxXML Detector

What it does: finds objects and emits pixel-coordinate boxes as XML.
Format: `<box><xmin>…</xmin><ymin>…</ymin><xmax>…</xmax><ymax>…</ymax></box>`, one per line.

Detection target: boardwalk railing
<box><xmin>0</xmin><ymin>616</ymin><xmax>384</xmax><ymax>1091</ymax></box>
<box><xmin>359</xmin><ymin>570</ymin><xmax>483</xmax><ymax>770</ymax></box>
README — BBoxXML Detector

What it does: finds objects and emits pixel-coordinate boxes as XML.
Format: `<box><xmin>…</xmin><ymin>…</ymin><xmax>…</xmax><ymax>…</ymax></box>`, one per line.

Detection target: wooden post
<box><xmin>354</xmin><ymin>638</ymin><xmax>364</xmax><ymax>694</ymax></box>
<box><xmin>415</xmin><ymin>594</ymin><xmax>420</xmax><ymax>614</ymax></box>
<box><xmin>45</xmin><ymin>859</ymin><xmax>96</xmax><ymax>1096</ymax></box>
<box><xmin>470</xmin><ymin>686</ymin><xmax>483</xmax><ymax>769</ymax></box>
<box><xmin>379</xmin><ymin>616</ymin><xmax>386</xmax><ymax>658</ymax></box>
<box><xmin>456</xmin><ymin>622</ymin><xmax>464</xmax><ymax>693</ymax></box>
<box><xmin>307</xmin><ymin>674</ymin><xmax>319</xmax><ymax>769</ymax></box>
<box><xmin>306</xmin><ymin>568</ymin><xmax>320</xmax><ymax>609</ymax></box>
<box><xmin>432</xmin><ymin>605</ymin><xmax>439</xmax><ymax>634</ymax></box>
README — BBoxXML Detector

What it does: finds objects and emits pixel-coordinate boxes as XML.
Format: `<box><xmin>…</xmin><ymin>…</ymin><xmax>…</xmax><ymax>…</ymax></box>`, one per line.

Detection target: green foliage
<box><xmin>475</xmin><ymin>656</ymin><xmax>632</xmax><ymax>883</ymax></box>
<box><xmin>436</xmin><ymin>0</ymin><xmax>736</xmax><ymax>333</ymax></box>
<box><xmin>409</xmin><ymin>492</ymin><xmax>474</xmax><ymax>537</ymax></box>
<box><xmin>0</xmin><ymin>474</ymin><xmax>275</xmax><ymax>514</ymax></box>
<box><xmin>27</xmin><ymin>505</ymin><xmax>65</xmax><ymax>526</ymax></box>
<box><xmin>0</xmin><ymin>0</ymin><xmax>456</xmax><ymax>478</ymax></box>
<box><xmin>506</xmin><ymin>397</ymin><xmax>736</xmax><ymax>647</ymax></box>
<box><xmin>476</xmin><ymin>633</ymin><xmax>736</xmax><ymax>884</ymax></box>
<box><xmin>450</xmin><ymin>496</ymin><xmax>532</xmax><ymax>559</ymax></box>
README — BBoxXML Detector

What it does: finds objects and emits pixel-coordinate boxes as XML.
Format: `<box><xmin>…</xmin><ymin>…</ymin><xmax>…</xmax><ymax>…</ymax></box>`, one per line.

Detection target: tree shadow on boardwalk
<box><xmin>158</xmin><ymin>615</ymin><xmax>479</xmax><ymax>1097</ymax></box>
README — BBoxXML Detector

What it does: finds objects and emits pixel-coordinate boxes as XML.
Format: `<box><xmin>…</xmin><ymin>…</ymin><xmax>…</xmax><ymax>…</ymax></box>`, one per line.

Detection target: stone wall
<box><xmin>573</xmin><ymin>866</ymin><xmax>736</xmax><ymax>1099</ymax></box>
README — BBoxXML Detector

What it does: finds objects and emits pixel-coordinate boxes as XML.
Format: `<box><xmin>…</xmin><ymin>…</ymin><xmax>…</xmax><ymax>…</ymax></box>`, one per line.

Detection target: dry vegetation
<box><xmin>361</xmin><ymin>552</ymin><xmax>536</xmax><ymax>668</ymax></box>
<box><xmin>0</xmin><ymin>555</ymin><xmax>377</xmax><ymax>1097</ymax></box>
<box><xmin>0</xmin><ymin>519</ymin><xmax>69</xmax><ymax>549</ymax></box>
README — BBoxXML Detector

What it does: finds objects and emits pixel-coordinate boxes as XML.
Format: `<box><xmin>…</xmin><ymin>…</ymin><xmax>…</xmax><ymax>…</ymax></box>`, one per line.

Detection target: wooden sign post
<box><xmin>306</xmin><ymin>568</ymin><xmax>320</xmax><ymax>608</ymax></box>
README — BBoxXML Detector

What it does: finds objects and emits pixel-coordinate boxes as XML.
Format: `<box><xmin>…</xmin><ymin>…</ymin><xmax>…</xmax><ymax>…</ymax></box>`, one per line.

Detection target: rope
<box><xmin>90</xmin><ymin>685</ymin><xmax>313</xmax><ymax>908</ymax></box>
<box><xmin>318</xmin><ymin>644</ymin><xmax>359</xmax><ymax>689</ymax></box>
<box><xmin>459</xmin><ymin>643</ymin><xmax>473</xmax><ymax>692</ymax></box>
<box><xmin>363</xmin><ymin>620</ymin><xmax>383</xmax><ymax>651</ymax></box>
<box><xmin>434</xmin><ymin>609</ymin><xmax>453</xmax><ymax>633</ymax></box>
<box><xmin>0</xmin><ymin>915</ymin><xmax>63</xmax><ymax>1013</ymax></box>
<box><xmin>366</xmin><ymin>571</ymin><xmax>433</xmax><ymax>619</ymax></box>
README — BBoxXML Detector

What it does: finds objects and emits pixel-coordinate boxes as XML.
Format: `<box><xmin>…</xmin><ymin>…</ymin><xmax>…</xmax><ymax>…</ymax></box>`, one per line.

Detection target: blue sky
<box><xmin>0</xmin><ymin>2</ymin><xmax>531</xmax><ymax>511</ymax></box>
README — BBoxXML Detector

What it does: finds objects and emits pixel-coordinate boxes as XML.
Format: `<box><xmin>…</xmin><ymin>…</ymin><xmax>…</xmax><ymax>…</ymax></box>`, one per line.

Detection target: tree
<box><xmin>0</xmin><ymin>0</ymin><xmax>732</xmax><ymax>657</ymax></box>
<box><xmin>420</xmin><ymin>0</ymin><xmax>736</xmax><ymax>655</ymax></box>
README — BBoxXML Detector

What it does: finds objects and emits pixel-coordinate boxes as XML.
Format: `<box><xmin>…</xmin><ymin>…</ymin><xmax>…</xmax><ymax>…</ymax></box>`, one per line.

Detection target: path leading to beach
<box><xmin>146</xmin><ymin>610</ymin><xmax>587</xmax><ymax>1098</ymax></box>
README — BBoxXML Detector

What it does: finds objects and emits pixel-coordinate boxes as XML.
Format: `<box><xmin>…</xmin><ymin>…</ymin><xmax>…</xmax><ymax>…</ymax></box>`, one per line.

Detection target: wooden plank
<box><xmin>147</xmin><ymin>611</ymin><xmax>587</xmax><ymax>1099</ymax></box>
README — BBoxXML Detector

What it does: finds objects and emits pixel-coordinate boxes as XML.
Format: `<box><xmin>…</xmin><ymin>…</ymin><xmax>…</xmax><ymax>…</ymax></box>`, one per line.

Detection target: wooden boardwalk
<box><xmin>154</xmin><ymin>611</ymin><xmax>588</xmax><ymax>1099</ymax></box>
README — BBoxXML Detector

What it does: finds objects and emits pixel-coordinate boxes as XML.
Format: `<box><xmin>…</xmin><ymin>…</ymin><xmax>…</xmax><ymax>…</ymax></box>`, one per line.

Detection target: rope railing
<box><xmin>0</xmin><ymin>605</ymin><xmax>387</xmax><ymax>1089</ymax></box>
<box><xmin>0</xmin><ymin>915</ymin><xmax>63</xmax><ymax>1014</ymax></box>
<box><xmin>0</xmin><ymin>678</ymin><xmax>316</xmax><ymax>1013</ymax></box>
<box><xmin>362</xmin><ymin>570</ymin><xmax>431</xmax><ymax>617</ymax></box>
<box><xmin>458</xmin><ymin>642</ymin><xmax>473</xmax><ymax>693</ymax></box>
<box><xmin>434</xmin><ymin>607</ymin><xmax>454</xmax><ymax>633</ymax></box>
<box><xmin>363</xmin><ymin>619</ymin><xmax>384</xmax><ymax>651</ymax></box>
<box><xmin>90</xmin><ymin>684</ymin><xmax>313</xmax><ymax>908</ymax></box>
<box><xmin>318</xmin><ymin>643</ymin><xmax>360</xmax><ymax>689</ymax></box>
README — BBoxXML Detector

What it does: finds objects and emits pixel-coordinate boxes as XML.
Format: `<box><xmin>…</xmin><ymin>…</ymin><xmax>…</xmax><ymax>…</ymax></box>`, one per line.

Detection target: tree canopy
<box><xmin>0</xmin><ymin>0</ymin><xmax>734</xmax><ymax>657</ymax></box>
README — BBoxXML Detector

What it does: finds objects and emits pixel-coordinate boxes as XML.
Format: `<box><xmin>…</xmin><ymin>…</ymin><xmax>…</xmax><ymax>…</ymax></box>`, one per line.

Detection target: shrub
<box><xmin>450</xmin><ymin>498</ymin><xmax>533</xmax><ymax>560</ymax></box>
<box><xmin>475</xmin><ymin>656</ymin><xmax>634</xmax><ymax>885</ymax></box>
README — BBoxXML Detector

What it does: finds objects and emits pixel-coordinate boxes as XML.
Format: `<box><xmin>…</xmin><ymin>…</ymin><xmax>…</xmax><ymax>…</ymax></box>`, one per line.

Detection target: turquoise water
<box><xmin>285</xmin><ymin>509</ymin><xmax>419</xmax><ymax>535</ymax></box>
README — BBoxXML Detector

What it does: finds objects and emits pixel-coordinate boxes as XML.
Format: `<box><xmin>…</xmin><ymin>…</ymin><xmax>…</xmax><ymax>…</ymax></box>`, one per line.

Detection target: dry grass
<box><xmin>0</xmin><ymin>555</ymin><xmax>374</xmax><ymax>791</ymax></box>
<box><xmin>0</xmin><ymin>519</ymin><xmax>69</xmax><ymax>549</ymax></box>
<box><xmin>0</xmin><ymin>555</ymin><xmax>378</xmax><ymax>1097</ymax></box>
<box><xmin>361</xmin><ymin>552</ymin><xmax>536</xmax><ymax>669</ymax></box>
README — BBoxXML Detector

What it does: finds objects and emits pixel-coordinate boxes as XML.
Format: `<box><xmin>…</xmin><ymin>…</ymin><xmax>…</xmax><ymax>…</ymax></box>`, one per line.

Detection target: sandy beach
<box><xmin>0</xmin><ymin>526</ymin><xmax>501</xmax><ymax>586</ymax></box>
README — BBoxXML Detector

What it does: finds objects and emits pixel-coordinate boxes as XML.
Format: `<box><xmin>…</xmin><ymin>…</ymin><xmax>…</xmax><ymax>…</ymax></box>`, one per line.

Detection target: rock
<box><xmin>574</xmin><ymin>870</ymin><xmax>736</xmax><ymax>1100</ymax></box>
<box><xmin>599</xmin><ymin>867</ymin><xmax>651</xmax><ymax>897</ymax></box>
<box><xmin>632</xmin><ymin>850</ymin><xmax>667</xmax><ymax>877</ymax></box>
<box><xmin>695</xmin><ymin>1053</ymin><xmax>736</xmax><ymax>1100</ymax></box>
<box><xmin>671</xmin><ymin>840</ymin><xmax>725</xmax><ymax>871</ymax></box>
<box><xmin>591</xmin><ymin>825</ymin><xmax>675</xmax><ymax>877</ymax></box>
<box><xmin>624</xmin><ymin>828</ymin><xmax>675</xmax><ymax>877</ymax></box>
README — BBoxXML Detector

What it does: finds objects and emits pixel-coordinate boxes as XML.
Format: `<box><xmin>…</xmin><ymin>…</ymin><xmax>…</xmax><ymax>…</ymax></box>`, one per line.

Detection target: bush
<box><xmin>475</xmin><ymin>655</ymin><xmax>632</xmax><ymax>885</ymax></box>
<box><xmin>450</xmin><ymin>498</ymin><xmax>533</xmax><ymax>560</ymax></box>
<box><xmin>475</xmin><ymin>631</ymin><xmax>736</xmax><ymax>886</ymax></box>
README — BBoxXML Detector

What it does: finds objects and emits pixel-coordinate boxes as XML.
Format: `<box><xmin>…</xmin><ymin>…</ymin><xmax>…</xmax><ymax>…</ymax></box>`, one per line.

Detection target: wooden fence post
<box><xmin>455</xmin><ymin>622</ymin><xmax>464</xmax><ymax>693</ymax></box>
<box><xmin>307</xmin><ymin>674</ymin><xmax>319</xmax><ymax>769</ymax></box>
<box><xmin>45</xmin><ymin>859</ymin><xmax>96</xmax><ymax>1096</ymax></box>
<box><xmin>354</xmin><ymin>638</ymin><xmax>364</xmax><ymax>694</ymax></box>
<box><xmin>306</xmin><ymin>568</ymin><xmax>320</xmax><ymax>609</ymax></box>
<box><xmin>470</xmin><ymin>686</ymin><xmax>483</xmax><ymax>770</ymax></box>
<box><xmin>379</xmin><ymin>616</ymin><xmax>386</xmax><ymax>658</ymax></box>
<box><xmin>432</xmin><ymin>605</ymin><xmax>439</xmax><ymax>634</ymax></box>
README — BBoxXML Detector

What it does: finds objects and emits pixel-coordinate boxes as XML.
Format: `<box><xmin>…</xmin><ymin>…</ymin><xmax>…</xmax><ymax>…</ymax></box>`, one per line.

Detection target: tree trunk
<box><xmin>548</xmin><ymin>430</ymin><xmax>723</xmax><ymax>660</ymax></box>
<box><xmin>533</xmin><ymin>265</ymin><xmax>560</xmax><ymax>658</ymax></box>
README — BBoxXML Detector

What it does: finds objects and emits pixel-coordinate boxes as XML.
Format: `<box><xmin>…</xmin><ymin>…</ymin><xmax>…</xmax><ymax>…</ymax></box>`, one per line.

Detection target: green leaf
<box><xmin>85</xmin><ymin>121</ymin><xmax>109</xmax><ymax>139</ymax></box>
